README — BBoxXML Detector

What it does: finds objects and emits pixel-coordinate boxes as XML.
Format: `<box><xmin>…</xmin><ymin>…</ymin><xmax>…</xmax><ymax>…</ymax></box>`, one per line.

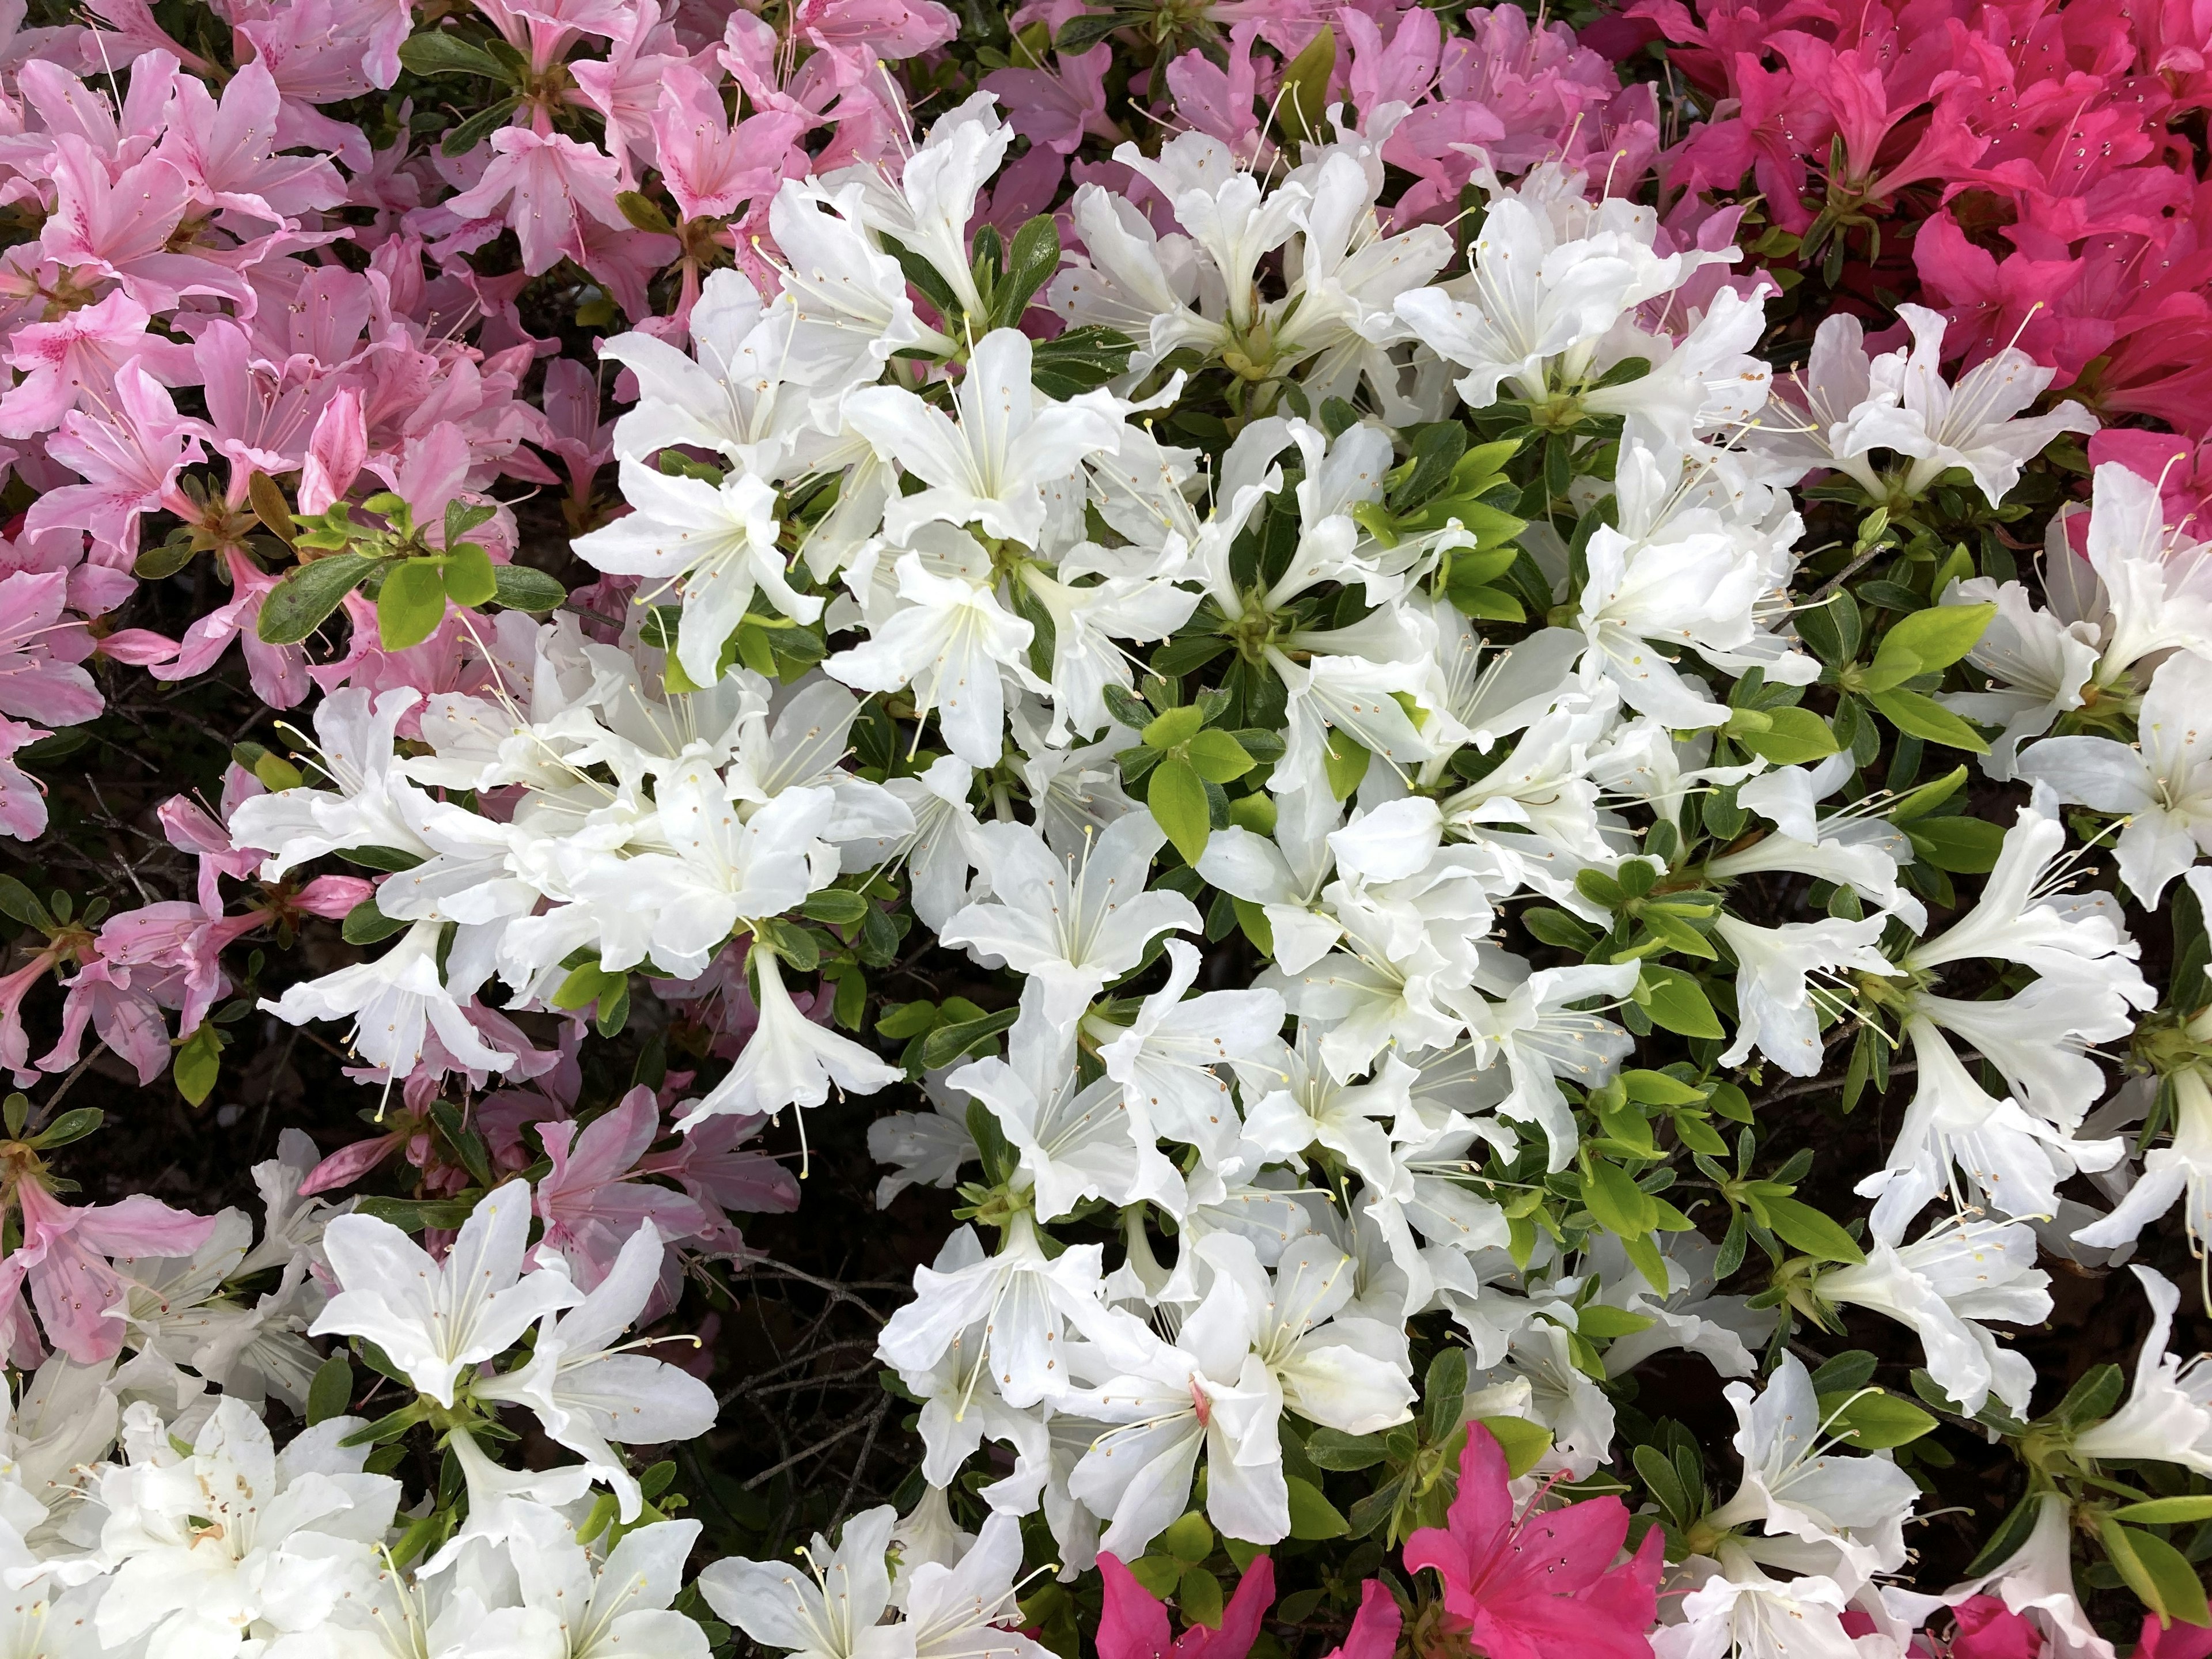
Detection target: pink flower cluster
<box><xmin>991</xmin><ymin>2</ymin><xmax>1658</xmax><ymax>225</ymax></box>
<box><xmin>1638</xmin><ymin>0</ymin><xmax>2212</xmax><ymax>435</ymax></box>
<box><xmin>1094</xmin><ymin>1428</ymin><xmax>1661</xmax><ymax>1659</ymax></box>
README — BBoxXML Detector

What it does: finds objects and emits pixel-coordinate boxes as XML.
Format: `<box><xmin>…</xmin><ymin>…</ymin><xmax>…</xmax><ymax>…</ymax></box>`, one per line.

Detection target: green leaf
<box><xmin>1962</xmin><ymin>1498</ymin><xmax>2044</xmax><ymax>1577</ymax></box>
<box><xmin>1763</xmin><ymin>1196</ymin><xmax>1866</xmax><ymax>1263</ymax></box>
<box><xmin>1620</xmin><ymin>1069</ymin><xmax>1706</xmax><ymax>1106</ymax></box>
<box><xmin>1447</xmin><ymin>578</ymin><xmax>1527</xmax><ymax>623</ymax></box>
<box><xmin>552</xmin><ymin>961</ymin><xmax>614</xmax><ymax>1012</ymax></box>
<box><xmin>1890</xmin><ymin>766</ymin><xmax>1967</xmax><ymax>824</ymax></box>
<box><xmin>1147</xmin><ymin>756</ymin><xmax>1212</xmax><ymax>865</ymax></box>
<box><xmin>1303</xmin><ymin>1429</ymin><xmax>1388</xmax><ymax>1471</ymax></box>
<box><xmin>1286</xmin><ymin>1476</ymin><xmax>1349</xmax><ymax>1539</ymax></box>
<box><xmin>1739</xmin><ymin>706</ymin><xmax>1839</xmax><ymax>766</ymax></box>
<box><xmin>616</xmin><ymin>189</ymin><xmax>675</xmax><ymax>234</ymax></box>
<box><xmin>2102</xmin><ymin>1517</ymin><xmax>2211</xmax><ymax>1627</ymax></box>
<box><xmin>1576</xmin><ymin>1304</ymin><xmax>1657</xmax><ymax>1340</ymax></box>
<box><xmin>801</xmin><ymin>889</ymin><xmax>872</xmax><ymax>926</ymax></box>
<box><xmin>342</xmin><ymin>895</ymin><xmax>409</xmax><ymax>946</ymax></box>
<box><xmin>1159</xmin><ymin>1512</ymin><xmax>1215</xmax><ymax>1563</ymax></box>
<box><xmin>493</xmin><ymin>563</ymin><xmax>568</xmax><ymax>613</ymax></box>
<box><xmin>257</xmin><ymin>553</ymin><xmax>378</xmax><ymax>645</ymax></box>
<box><xmin>920</xmin><ymin>1007</ymin><xmax>1020</xmax><ymax>1070</ymax></box>
<box><xmin>1142</xmin><ymin>704</ymin><xmax>1204</xmax><ymax>749</ymax></box>
<box><xmin>377</xmin><ymin>558</ymin><xmax>450</xmax><ymax>650</ymax></box>
<box><xmin>1911</xmin><ymin>815</ymin><xmax>2006</xmax><ymax>873</ymax></box>
<box><xmin>1184</xmin><ymin>729</ymin><xmax>1255</xmax><ymax>784</ymax></box>
<box><xmin>1127</xmin><ymin>1555</ymin><xmax>1181</xmax><ymax>1597</ymax></box>
<box><xmin>1391</xmin><ymin>422</ymin><xmax>1468</xmax><ymax>512</ymax></box>
<box><xmin>442</xmin><ymin>543</ymin><xmax>498</xmax><ymax>607</ymax></box>
<box><xmin>354</xmin><ymin>1195</ymin><xmax>478</xmax><ymax>1232</ymax></box>
<box><xmin>2111</xmin><ymin>1497</ymin><xmax>2212</xmax><ymax>1526</ymax></box>
<box><xmin>1029</xmin><ymin>327</ymin><xmax>1134</xmax><ymax>398</ymax></box>
<box><xmin>27</xmin><ymin>1107</ymin><xmax>102</xmax><ymax>1150</ymax></box>
<box><xmin>1641</xmin><ymin>967</ymin><xmax>1724</xmax><ymax>1039</ymax></box>
<box><xmin>1321</xmin><ymin>728</ymin><xmax>1370</xmax><ymax>800</ymax></box>
<box><xmin>1582</xmin><ymin>1158</ymin><xmax>1657</xmax><ymax>1238</ymax></box>
<box><xmin>397</xmin><ymin>29</ymin><xmax>506</xmax><ymax>77</ymax></box>
<box><xmin>0</xmin><ymin>874</ymin><xmax>52</xmax><ymax>929</ymax></box>
<box><xmin>1474</xmin><ymin>1415</ymin><xmax>1552</xmax><ymax>1479</ymax></box>
<box><xmin>132</xmin><ymin>535</ymin><xmax>194</xmax><ymax>579</ymax></box>
<box><xmin>1863</xmin><ymin>603</ymin><xmax>1995</xmax><ymax>692</ymax></box>
<box><xmin>1796</xmin><ymin>591</ymin><xmax>1863</xmax><ymax>665</ymax></box>
<box><xmin>967</xmin><ymin>1099</ymin><xmax>1016</xmax><ymax>1187</ymax></box>
<box><xmin>1177</xmin><ymin>1567</ymin><xmax>1225</xmax><ymax>1630</ymax></box>
<box><xmin>248</xmin><ymin>472</ymin><xmax>298</xmax><ymax>547</ymax></box>
<box><xmin>1818</xmin><ymin>1389</ymin><xmax>1937</xmax><ymax>1450</ymax></box>
<box><xmin>1865</xmin><ymin>687</ymin><xmax>1990</xmax><ymax>754</ymax></box>
<box><xmin>1422</xmin><ymin>1345</ymin><xmax>1468</xmax><ymax>1440</ymax></box>
<box><xmin>1809</xmin><ymin>1351</ymin><xmax>1880</xmax><ymax>1394</ymax></box>
<box><xmin>1054</xmin><ymin>10</ymin><xmax>1124</xmax><ymax>51</ymax></box>
<box><xmin>1633</xmin><ymin>1443</ymin><xmax>1689</xmax><ymax>1524</ymax></box>
<box><xmin>173</xmin><ymin>1021</ymin><xmax>222</xmax><ymax>1105</ymax></box>
<box><xmin>1275</xmin><ymin>21</ymin><xmax>1335</xmax><ymax>144</ymax></box>
<box><xmin>339</xmin><ymin>844</ymin><xmax>426</xmax><ymax>873</ymax></box>
<box><xmin>440</xmin><ymin>96</ymin><xmax>521</xmax><ymax>158</ymax></box>
<box><xmin>876</xmin><ymin>1001</ymin><xmax>942</xmax><ymax>1040</ymax></box>
<box><xmin>2051</xmin><ymin>1363</ymin><xmax>2127</xmax><ymax>1430</ymax></box>
<box><xmin>306</xmin><ymin>1355</ymin><xmax>355</xmax><ymax>1426</ymax></box>
<box><xmin>998</xmin><ymin>214</ymin><xmax>1061</xmax><ymax>324</ymax></box>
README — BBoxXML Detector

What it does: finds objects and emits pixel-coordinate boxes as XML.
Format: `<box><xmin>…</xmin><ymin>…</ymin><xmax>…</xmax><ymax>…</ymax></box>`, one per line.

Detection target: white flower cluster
<box><xmin>190</xmin><ymin>93</ymin><xmax>2212</xmax><ymax>1659</ymax></box>
<box><xmin>0</xmin><ymin>1138</ymin><xmax>735</xmax><ymax>1658</ymax></box>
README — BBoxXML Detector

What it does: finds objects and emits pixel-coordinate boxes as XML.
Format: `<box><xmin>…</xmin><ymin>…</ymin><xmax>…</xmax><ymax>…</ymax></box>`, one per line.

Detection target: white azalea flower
<box><xmin>310</xmin><ymin>1181</ymin><xmax>579</xmax><ymax>1408</ymax></box>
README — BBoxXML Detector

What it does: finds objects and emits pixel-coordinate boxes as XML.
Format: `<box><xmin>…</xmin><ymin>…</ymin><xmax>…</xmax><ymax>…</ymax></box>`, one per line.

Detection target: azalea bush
<box><xmin>3</xmin><ymin>0</ymin><xmax>2212</xmax><ymax>1654</ymax></box>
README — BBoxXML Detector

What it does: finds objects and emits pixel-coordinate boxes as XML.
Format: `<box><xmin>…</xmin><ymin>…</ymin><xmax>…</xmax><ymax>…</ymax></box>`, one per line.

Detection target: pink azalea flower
<box><xmin>40</xmin><ymin>955</ymin><xmax>173</xmax><ymax>1085</ymax></box>
<box><xmin>1946</xmin><ymin>1597</ymin><xmax>2041</xmax><ymax>1659</ymax></box>
<box><xmin>299</xmin><ymin>385</ymin><xmax>368</xmax><ymax>513</ymax></box>
<box><xmin>650</xmin><ymin>62</ymin><xmax>806</xmax><ymax>224</ymax></box>
<box><xmin>90</xmin><ymin>902</ymin><xmax>255</xmax><ymax>1035</ymax></box>
<box><xmin>0</xmin><ymin>945</ymin><xmax>65</xmax><ymax>1083</ymax></box>
<box><xmin>634</xmin><ymin>1108</ymin><xmax>800</xmax><ymax>1238</ymax></box>
<box><xmin>0</xmin><ymin>716</ymin><xmax>47</xmax><ymax>842</ymax></box>
<box><xmin>234</xmin><ymin>0</ymin><xmax>394</xmax><ymax>165</ymax></box>
<box><xmin>537</xmin><ymin>357</ymin><xmax>616</xmax><ymax>528</ymax></box>
<box><xmin>38</xmin><ymin>135</ymin><xmax>249</xmax><ymax>313</ymax></box>
<box><xmin>1324</xmin><ymin>1582</ymin><xmax>1402</xmax><ymax>1659</ymax></box>
<box><xmin>0</xmin><ymin>287</ymin><xmax>193</xmax><ymax>442</ymax></box>
<box><xmin>298</xmin><ymin>1127</ymin><xmax>412</xmax><ymax>1198</ymax></box>
<box><xmin>1098</xmin><ymin>1551</ymin><xmax>1276</xmax><ymax>1659</ymax></box>
<box><xmin>2134</xmin><ymin>1613</ymin><xmax>2212</xmax><ymax>1659</ymax></box>
<box><xmin>533</xmin><ymin>1085</ymin><xmax>714</xmax><ymax>1289</ymax></box>
<box><xmin>26</xmin><ymin>360</ymin><xmax>201</xmax><ymax>557</ymax></box>
<box><xmin>445</xmin><ymin>128</ymin><xmax>630</xmax><ymax>278</ymax></box>
<box><xmin>155</xmin><ymin>60</ymin><xmax>350</xmax><ymax>225</ymax></box>
<box><xmin>0</xmin><ymin>570</ymin><xmax>100</xmax><ymax>727</ymax></box>
<box><xmin>569</xmin><ymin>3</ymin><xmax>694</xmax><ymax>189</ymax></box>
<box><xmin>1402</xmin><ymin>1425</ymin><xmax>1664</xmax><ymax>1659</ymax></box>
<box><xmin>185</xmin><ymin>317</ymin><xmax>348</xmax><ymax>484</ymax></box>
<box><xmin>791</xmin><ymin>0</ymin><xmax>957</xmax><ymax>59</ymax></box>
<box><xmin>149</xmin><ymin>546</ymin><xmax>314</xmax><ymax>709</ymax></box>
<box><xmin>2088</xmin><ymin>429</ymin><xmax>2212</xmax><ymax>534</ymax></box>
<box><xmin>156</xmin><ymin>795</ymin><xmax>264</xmax><ymax>913</ymax></box>
<box><xmin>18</xmin><ymin>50</ymin><xmax>175</xmax><ymax>172</ymax></box>
<box><xmin>79</xmin><ymin>4</ymin><xmax>210</xmax><ymax>76</ymax></box>
<box><xmin>3</xmin><ymin>1179</ymin><xmax>218</xmax><ymax>1363</ymax></box>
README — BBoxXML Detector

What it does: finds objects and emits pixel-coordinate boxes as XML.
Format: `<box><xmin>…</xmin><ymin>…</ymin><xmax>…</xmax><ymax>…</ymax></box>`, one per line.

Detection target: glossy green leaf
<box><xmin>257</xmin><ymin>553</ymin><xmax>378</xmax><ymax>645</ymax></box>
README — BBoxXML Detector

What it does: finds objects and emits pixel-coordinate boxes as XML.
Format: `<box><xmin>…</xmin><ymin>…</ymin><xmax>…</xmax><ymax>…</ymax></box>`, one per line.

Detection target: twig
<box><xmin>1809</xmin><ymin>540</ymin><xmax>1892</xmax><ymax>603</ymax></box>
<box><xmin>830</xmin><ymin>1398</ymin><xmax>892</xmax><ymax>1532</ymax></box>
<box><xmin>1754</xmin><ymin>1060</ymin><xmax>1916</xmax><ymax>1112</ymax></box>
<box><xmin>741</xmin><ymin>1411</ymin><xmax>881</xmax><ymax>1490</ymax></box>
<box><xmin>26</xmin><ymin>1044</ymin><xmax>106</xmax><ymax>1132</ymax></box>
